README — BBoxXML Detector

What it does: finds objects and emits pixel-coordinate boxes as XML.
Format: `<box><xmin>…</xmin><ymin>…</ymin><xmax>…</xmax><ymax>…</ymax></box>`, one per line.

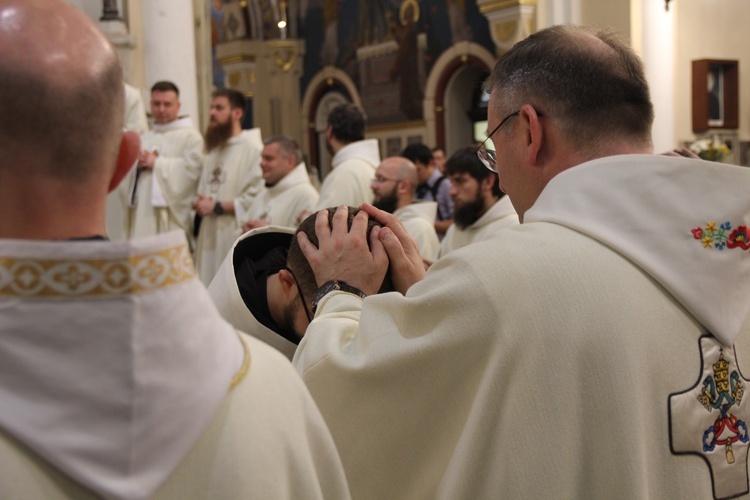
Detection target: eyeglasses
<box><xmin>373</xmin><ymin>175</ymin><xmax>400</xmax><ymax>184</ymax></box>
<box><xmin>284</xmin><ymin>267</ymin><xmax>313</xmax><ymax>323</ymax></box>
<box><xmin>476</xmin><ymin>110</ymin><xmax>519</xmax><ymax>172</ymax></box>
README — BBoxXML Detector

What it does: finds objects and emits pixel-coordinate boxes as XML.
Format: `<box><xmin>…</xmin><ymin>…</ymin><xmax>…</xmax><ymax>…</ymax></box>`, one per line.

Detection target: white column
<box><xmin>141</xmin><ymin>0</ymin><xmax>200</xmax><ymax>124</ymax></box>
<box><xmin>538</xmin><ymin>0</ymin><xmax>580</xmax><ymax>27</ymax></box>
<box><xmin>638</xmin><ymin>0</ymin><xmax>675</xmax><ymax>153</ymax></box>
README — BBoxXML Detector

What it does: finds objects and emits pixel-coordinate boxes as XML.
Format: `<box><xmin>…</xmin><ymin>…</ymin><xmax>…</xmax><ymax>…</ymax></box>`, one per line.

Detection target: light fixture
<box><xmin>665</xmin><ymin>0</ymin><xmax>671</xmax><ymax>11</ymax></box>
<box><xmin>277</xmin><ymin>0</ymin><xmax>288</xmax><ymax>39</ymax></box>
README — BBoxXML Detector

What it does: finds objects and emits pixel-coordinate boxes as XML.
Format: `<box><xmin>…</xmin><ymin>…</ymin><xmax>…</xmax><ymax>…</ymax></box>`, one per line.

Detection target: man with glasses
<box><xmin>371</xmin><ymin>157</ymin><xmax>440</xmax><ymax>261</ymax></box>
<box><xmin>293</xmin><ymin>25</ymin><xmax>750</xmax><ymax>499</ymax></box>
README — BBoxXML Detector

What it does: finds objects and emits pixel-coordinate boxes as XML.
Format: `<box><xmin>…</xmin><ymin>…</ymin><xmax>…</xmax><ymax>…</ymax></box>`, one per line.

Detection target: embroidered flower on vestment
<box><xmin>694</xmin><ymin>221</ymin><xmax>748</xmax><ymax>252</ymax></box>
<box><xmin>728</xmin><ymin>226</ymin><xmax>750</xmax><ymax>250</ymax></box>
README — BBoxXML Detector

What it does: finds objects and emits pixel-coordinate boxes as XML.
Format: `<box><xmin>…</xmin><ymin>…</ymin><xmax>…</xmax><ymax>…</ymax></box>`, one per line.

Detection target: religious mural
<box><xmin>212</xmin><ymin>0</ymin><xmax>494</xmax><ymax>126</ymax></box>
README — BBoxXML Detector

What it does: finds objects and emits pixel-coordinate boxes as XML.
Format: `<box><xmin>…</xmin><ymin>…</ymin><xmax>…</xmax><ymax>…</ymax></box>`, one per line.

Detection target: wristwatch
<box><xmin>312</xmin><ymin>280</ymin><xmax>367</xmax><ymax>314</ymax></box>
<box><xmin>213</xmin><ymin>202</ymin><xmax>224</xmax><ymax>216</ymax></box>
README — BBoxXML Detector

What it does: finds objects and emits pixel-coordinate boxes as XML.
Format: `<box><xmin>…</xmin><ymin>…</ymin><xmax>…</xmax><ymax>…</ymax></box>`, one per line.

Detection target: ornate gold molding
<box><xmin>494</xmin><ymin>21</ymin><xmax>518</xmax><ymax>43</ymax></box>
<box><xmin>479</xmin><ymin>0</ymin><xmax>536</xmax><ymax>13</ymax></box>
<box><xmin>218</xmin><ymin>54</ymin><xmax>256</xmax><ymax>66</ymax></box>
<box><xmin>268</xmin><ymin>41</ymin><xmax>298</xmax><ymax>73</ymax></box>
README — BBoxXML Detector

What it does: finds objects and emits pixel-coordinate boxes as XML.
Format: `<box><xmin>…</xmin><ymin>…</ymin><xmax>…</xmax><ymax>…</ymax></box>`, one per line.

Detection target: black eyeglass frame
<box><xmin>284</xmin><ymin>266</ymin><xmax>313</xmax><ymax>324</ymax></box>
<box><xmin>475</xmin><ymin>110</ymin><xmax>520</xmax><ymax>173</ymax></box>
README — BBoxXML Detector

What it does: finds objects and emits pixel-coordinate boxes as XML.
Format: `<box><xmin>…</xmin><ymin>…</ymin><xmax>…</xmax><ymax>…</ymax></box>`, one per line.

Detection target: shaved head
<box><xmin>0</xmin><ymin>0</ymin><xmax>124</xmax><ymax>182</ymax></box>
<box><xmin>381</xmin><ymin>157</ymin><xmax>418</xmax><ymax>191</ymax></box>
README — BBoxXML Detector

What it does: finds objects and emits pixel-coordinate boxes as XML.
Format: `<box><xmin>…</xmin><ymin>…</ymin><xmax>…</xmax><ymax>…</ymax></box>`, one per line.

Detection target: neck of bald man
<box><xmin>0</xmin><ymin>169</ymin><xmax>109</xmax><ymax>241</ymax></box>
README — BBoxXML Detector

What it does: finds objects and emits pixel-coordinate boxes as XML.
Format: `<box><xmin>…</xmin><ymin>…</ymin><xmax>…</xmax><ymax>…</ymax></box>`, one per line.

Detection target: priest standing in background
<box><xmin>193</xmin><ymin>89</ymin><xmax>264</xmax><ymax>285</ymax></box>
<box><xmin>125</xmin><ymin>80</ymin><xmax>204</xmax><ymax>243</ymax></box>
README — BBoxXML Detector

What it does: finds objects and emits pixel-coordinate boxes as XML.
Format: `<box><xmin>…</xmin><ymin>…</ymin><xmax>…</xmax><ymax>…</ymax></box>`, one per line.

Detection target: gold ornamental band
<box><xmin>0</xmin><ymin>244</ymin><xmax>196</xmax><ymax>299</ymax></box>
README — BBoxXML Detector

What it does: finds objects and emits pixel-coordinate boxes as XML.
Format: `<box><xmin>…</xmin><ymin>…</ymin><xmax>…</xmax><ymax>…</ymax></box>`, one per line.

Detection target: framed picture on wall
<box><xmin>692</xmin><ymin>59</ymin><xmax>739</xmax><ymax>133</ymax></box>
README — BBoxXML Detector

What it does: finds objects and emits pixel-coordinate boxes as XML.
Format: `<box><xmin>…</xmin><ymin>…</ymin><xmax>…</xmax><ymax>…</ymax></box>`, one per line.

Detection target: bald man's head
<box><xmin>0</xmin><ymin>0</ymin><xmax>124</xmax><ymax>182</ymax></box>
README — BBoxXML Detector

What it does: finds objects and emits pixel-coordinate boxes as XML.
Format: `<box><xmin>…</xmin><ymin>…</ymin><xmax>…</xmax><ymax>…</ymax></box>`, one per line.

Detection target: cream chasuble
<box><xmin>194</xmin><ymin>128</ymin><xmax>263</xmax><ymax>285</ymax></box>
<box><xmin>294</xmin><ymin>155</ymin><xmax>750</xmax><ymax>499</ymax></box>
<box><xmin>125</xmin><ymin>117</ymin><xmax>204</xmax><ymax>240</ymax></box>
<box><xmin>0</xmin><ymin>231</ymin><xmax>349</xmax><ymax>499</ymax></box>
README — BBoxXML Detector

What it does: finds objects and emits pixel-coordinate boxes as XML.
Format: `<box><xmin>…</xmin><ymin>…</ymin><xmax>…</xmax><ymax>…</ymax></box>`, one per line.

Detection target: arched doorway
<box><xmin>423</xmin><ymin>42</ymin><xmax>495</xmax><ymax>157</ymax></box>
<box><xmin>301</xmin><ymin>67</ymin><xmax>360</xmax><ymax>183</ymax></box>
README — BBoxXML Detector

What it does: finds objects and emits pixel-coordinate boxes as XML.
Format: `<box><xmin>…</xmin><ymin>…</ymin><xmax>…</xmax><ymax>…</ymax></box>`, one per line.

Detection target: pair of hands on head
<box><xmin>297</xmin><ymin>204</ymin><xmax>426</xmax><ymax>297</ymax></box>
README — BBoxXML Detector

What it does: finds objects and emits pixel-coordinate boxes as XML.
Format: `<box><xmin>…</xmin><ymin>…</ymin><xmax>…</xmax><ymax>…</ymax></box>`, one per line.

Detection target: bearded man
<box><xmin>371</xmin><ymin>157</ymin><xmax>439</xmax><ymax>261</ymax></box>
<box><xmin>193</xmin><ymin>89</ymin><xmax>263</xmax><ymax>285</ymax></box>
<box><xmin>438</xmin><ymin>146</ymin><xmax>518</xmax><ymax>258</ymax></box>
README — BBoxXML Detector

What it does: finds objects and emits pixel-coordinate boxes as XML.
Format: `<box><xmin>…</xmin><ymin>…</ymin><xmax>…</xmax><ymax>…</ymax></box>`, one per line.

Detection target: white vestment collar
<box><xmin>267</xmin><ymin>162</ymin><xmax>313</xmax><ymax>195</ymax></box>
<box><xmin>472</xmin><ymin>195</ymin><xmax>517</xmax><ymax>230</ymax></box>
<box><xmin>0</xmin><ymin>231</ymin><xmax>245</xmax><ymax>499</ymax></box>
<box><xmin>150</xmin><ymin>116</ymin><xmax>195</xmax><ymax>132</ymax></box>
<box><xmin>525</xmin><ymin>154</ymin><xmax>750</xmax><ymax>346</ymax></box>
<box><xmin>331</xmin><ymin>139</ymin><xmax>380</xmax><ymax>168</ymax></box>
<box><xmin>394</xmin><ymin>200</ymin><xmax>438</xmax><ymax>222</ymax></box>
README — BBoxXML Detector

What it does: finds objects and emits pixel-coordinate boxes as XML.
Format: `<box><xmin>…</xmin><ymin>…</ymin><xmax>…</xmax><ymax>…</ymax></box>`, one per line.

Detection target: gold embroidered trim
<box><xmin>0</xmin><ymin>244</ymin><xmax>195</xmax><ymax>299</ymax></box>
<box><xmin>230</xmin><ymin>333</ymin><xmax>251</xmax><ymax>390</ymax></box>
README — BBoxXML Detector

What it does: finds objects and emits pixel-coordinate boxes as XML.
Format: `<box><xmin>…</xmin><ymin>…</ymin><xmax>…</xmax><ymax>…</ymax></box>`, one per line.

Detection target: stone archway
<box><xmin>300</xmin><ymin>66</ymin><xmax>361</xmax><ymax>181</ymax></box>
<box><xmin>422</xmin><ymin>41</ymin><xmax>495</xmax><ymax>155</ymax></box>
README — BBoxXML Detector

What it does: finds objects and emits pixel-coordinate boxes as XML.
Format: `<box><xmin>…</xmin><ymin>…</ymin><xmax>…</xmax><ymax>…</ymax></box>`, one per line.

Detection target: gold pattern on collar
<box><xmin>231</xmin><ymin>332</ymin><xmax>251</xmax><ymax>390</ymax></box>
<box><xmin>0</xmin><ymin>244</ymin><xmax>195</xmax><ymax>299</ymax></box>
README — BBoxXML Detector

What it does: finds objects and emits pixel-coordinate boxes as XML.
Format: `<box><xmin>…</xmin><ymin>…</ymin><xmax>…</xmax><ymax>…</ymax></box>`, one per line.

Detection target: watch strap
<box><xmin>312</xmin><ymin>280</ymin><xmax>366</xmax><ymax>315</ymax></box>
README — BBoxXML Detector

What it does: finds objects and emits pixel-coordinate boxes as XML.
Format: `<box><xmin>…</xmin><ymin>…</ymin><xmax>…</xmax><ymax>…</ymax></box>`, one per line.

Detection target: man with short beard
<box><xmin>240</xmin><ymin>135</ymin><xmax>319</xmax><ymax>232</ymax></box>
<box><xmin>193</xmin><ymin>89</ymin><xmax>263</xmax><ymax>285</ymax></box>
<box><xmin>371</xmin><ymin>157</ymin><xmax>439</xmax><ymax>260</ymax></box>
<box><xmin>437</xmin><ymin>146</ymin><xmax>518</xmax><ymax>258</ymax></box>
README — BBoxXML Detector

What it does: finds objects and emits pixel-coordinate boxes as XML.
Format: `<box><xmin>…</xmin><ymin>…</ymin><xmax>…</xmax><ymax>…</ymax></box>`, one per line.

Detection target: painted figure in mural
<box><xmin>447</xmin><ymin>0</ymin><xmax>471</xmax><ymax>44</ymax></box>
<box><xmin>359</xmin><ymin>0</ymin><xmax>391</xmax><ymax>45</ymax></box>
<box><xmin>390</xmin><ymin>0</ymin><xmax>423</xmax><ymax>120</ymax></box>
<box><xmin>321</xmin><ymin>0</ymin><xmax>340</xmax><ymax>66</ymax></box>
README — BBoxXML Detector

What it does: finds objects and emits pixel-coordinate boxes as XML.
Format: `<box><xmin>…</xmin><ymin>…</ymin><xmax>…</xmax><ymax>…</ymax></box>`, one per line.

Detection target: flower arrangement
<box><xmin>689</xmin><ymin>136</ymin><xmax>731</xmax><ymax>162</ymax></box>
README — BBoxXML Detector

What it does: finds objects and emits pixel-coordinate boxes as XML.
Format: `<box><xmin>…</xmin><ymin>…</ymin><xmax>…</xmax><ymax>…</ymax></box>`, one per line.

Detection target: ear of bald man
<box><xmin>108</xmin><ymin>131</ymin><xmax>141</xmax><ymax>193</ymax></box>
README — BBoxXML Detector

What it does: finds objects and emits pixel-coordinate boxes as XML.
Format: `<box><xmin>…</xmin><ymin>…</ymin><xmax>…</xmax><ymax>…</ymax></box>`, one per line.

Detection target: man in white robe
<box><xmin>193</xmin><ymin>89</ymin><xmax>264</xmax><ymax>285</ymax></box>
<box><xmin>209</xmin><ymin>226</ymin><xmax>302</xmax><ymax>360</ymax></box>
<box><xmin>125</xmin><ymin>81</ymin><xmax>204</xmax><ymax>241</ymax></box>
<box><xmin>241</xmin><ymin>135</ymin><xmax>319</xmax><ymax>231</ymax></box>
<box><xmin>438</xmin><ymin>146</ymin><xmax>518</xmax><ymax>258</ymax></box>
<box><xmin>310</xmin><ymin>103</ymin><xmax>380</xmax><ymax>212</ymax></box>
<box><xmin>371</xmin><ymin>156</ymin><xmax>439</xmax><ymax>261</ymax></box>
<box><xmin>105</xmin><ymin>82</ymin><xmax>149</xmax><ymax>241</ymax></box>
<box><xmin>0</xmin><ymin>3</ymin><xmax>350</xmax><ymax>498</ymax></box>
<box><xmin>292</xmin><ymin>26</ymin><xmax>750</xmax><ymax>499</ymax></box>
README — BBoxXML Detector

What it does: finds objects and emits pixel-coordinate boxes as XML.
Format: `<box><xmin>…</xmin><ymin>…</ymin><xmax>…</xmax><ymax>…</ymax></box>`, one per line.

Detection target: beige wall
<box><xmin>580</xmin><ymin>0</ymin><xmax>631</xmax><ymax>42</ymax></box>
<box><xmin>674</xmin><ymin>0</ymin><xmax>750</xmax><ymax>143</ymax></box>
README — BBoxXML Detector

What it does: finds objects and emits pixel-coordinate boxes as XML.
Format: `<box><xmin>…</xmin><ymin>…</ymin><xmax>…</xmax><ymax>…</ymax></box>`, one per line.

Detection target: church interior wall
<box><xmin>578</xmin><ymin>0</ymin><xmax>631</xmax><ymax>43</ymax></box>
<box><xmin>673</xmin><ymin>0</ymin><xmax>750</xmax><ymax>164</ymax></box>
<box><xmin>79</xmin><ymin>0</ymin><xmax>749</xmax><ymax>167</ymax></box>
